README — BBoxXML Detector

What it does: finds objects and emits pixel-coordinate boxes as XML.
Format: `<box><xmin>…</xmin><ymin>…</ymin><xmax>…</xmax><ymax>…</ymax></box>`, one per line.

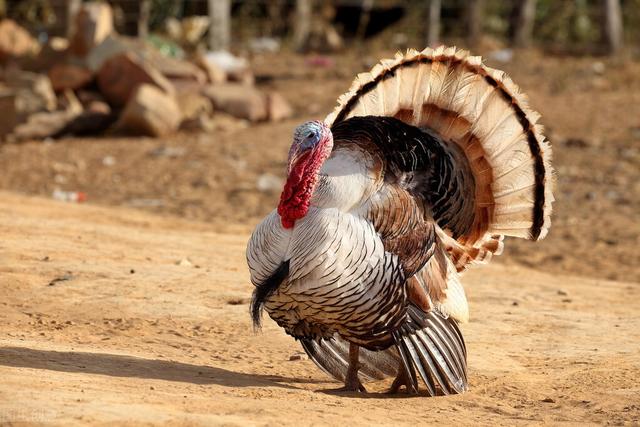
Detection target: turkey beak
<box><xmin>288</xmin><ymin>146</ymin><xmax>312</xmax><ymax>173</ymax></box>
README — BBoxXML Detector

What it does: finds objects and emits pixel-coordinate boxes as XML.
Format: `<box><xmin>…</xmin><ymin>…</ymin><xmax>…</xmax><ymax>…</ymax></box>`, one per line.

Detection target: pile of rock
<box><xmin>0</xmin><ymin>2</ymin><xmax>293</xmax><ymax>142</ymax></box>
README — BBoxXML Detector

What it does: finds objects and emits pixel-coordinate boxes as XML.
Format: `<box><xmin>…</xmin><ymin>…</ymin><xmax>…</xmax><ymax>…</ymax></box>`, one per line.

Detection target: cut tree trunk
<box><xmin>293</xmin><ymin>0</ymin><xmax>312</xmax><ymax>51</ymax></box>
<box><xmin>208</xmin><ymin>0</ymin><xmax>231</xmax><ymax>51</ymax></box>
<box><xmin>466</xmin><ymin>0</ymin><xmax>484</xmax><ymax>48</ymax></box>
<box><xmin>601</xmin><ymin>0</ymin><xmax>623</xmax><ymax>54</ymax></box>
<box><xmin>66</xmin><ymin>0</ymin><xmax>82</xmax><ymax>39</ymax></box>
<box><xmin>138</xmin><ymin>0</ymin><xmax>151</xmax><ymax>38</ymax></box>
<box><xmin>511</xmin><ymin>0</ymin><xmax>537</xmax><ymax>48</ymax></box>
<box><xmin>426</xmin><ymin>0</ymin><xmax>441</xmax><ymax>47</ymax></box>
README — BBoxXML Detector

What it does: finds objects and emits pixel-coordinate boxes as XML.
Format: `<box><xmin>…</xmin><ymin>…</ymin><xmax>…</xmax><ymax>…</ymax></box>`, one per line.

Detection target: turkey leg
<box><xmin>387</xmin><ymin>360</ymin><xmax>418</xmax><ymax>394</ymax></box>
<box><xmin>340</xmin><ymin>343</ymin><xmax>367</xmax><ymax>392</ymax></box>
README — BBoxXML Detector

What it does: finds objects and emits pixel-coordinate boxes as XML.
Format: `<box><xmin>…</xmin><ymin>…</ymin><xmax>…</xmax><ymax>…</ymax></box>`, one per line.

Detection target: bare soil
<box><xmin>0</xmin><ymin>192</ymin><xmax>638</xmax><ymax>426</ymax></box>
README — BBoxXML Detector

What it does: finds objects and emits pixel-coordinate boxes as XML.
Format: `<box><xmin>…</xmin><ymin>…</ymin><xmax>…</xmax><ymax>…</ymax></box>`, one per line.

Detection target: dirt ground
<box><xmin>0</xmin><ymin>191</ymin><xmax>638</xmax><ymax>426</ymax></box>
<box><xmin>0</xmin><ymin>47</ymin><xmax>639</xmax><ymax>425</ymax></box>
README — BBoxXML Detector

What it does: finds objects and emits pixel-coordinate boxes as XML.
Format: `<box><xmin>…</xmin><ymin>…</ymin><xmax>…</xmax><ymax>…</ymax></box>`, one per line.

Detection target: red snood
<box><xmin>277</xmin><ymin>151</ymin><xmax>323</xmax><ymax>228</ymax></box>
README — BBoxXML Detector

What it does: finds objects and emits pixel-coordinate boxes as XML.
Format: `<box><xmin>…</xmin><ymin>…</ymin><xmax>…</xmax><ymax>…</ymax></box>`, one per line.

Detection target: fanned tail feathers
<box><xmin>393</xmin><ymin>306</ymin><xmax>467</xmax><ymax>396</ymax></box>
<box><xmin>325</xmin><ymin>46</ymin><xmax>554</xmax><ymax>271</ymax></box>
<box><xmin>300</xmin><ymin>335</ymin><xmax>399</xmax><ymax>382</ymax></box>
<box><xmin>301</xmin><ymin>307</ymin><xmax>467</xmax><ymax>396</ymax></box>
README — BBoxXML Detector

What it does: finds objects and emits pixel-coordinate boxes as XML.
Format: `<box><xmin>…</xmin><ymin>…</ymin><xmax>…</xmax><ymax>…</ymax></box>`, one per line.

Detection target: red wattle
<box><xmin>277</xmin><ymin>151</ymin><xmax>323</xmax><ymax>229</ymax></box>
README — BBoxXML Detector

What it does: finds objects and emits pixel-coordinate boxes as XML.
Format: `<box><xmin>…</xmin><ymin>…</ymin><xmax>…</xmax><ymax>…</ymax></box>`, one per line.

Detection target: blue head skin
<box><xmin>287</xmin><ymin>121</ymin><xmax>333</xmax><ymax>173</ymax></box>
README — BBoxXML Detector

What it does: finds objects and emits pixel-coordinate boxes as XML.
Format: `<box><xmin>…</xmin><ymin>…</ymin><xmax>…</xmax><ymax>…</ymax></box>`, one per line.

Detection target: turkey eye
<box><xmin>307</xmin><ymin>132</ymin><xmax>315</xmax><ymax>139</ymax></box>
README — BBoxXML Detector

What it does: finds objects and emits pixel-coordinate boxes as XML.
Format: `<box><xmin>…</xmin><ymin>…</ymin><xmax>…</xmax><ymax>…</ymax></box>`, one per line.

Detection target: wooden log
<box><xmin>601</xmin><ymin>0</ymin><xmax>623</xmax><ymax>54</ymax></box>
<box><xmin>116</xmin><ymin>84</ymin><xmax>182</xmax><ymax>137</ymax></box>
<box><xmin>293</xmin><ymin>0</ymin><xmax>312</xmax><ymax>51</ymax></box>
<box><xmin>511</xmin><ymin>0</ymin><xmax>537</xmax><ymax>48</ymax></box>
<box><xmin>138</xmin><ymin>0</ymin><xmax>151</xmax><ymax>38</ymax></box>
<box><xmin>466</xmin><ymin>0</ymin><xmax>484</xmax><ymax>48</ymax></box>
<box><xmin>427</xmin><ymin>0</ymin><xmax>441</xmax><ymax>47</ymax></box>
<box><xmin>208</xmin><ymin>0</ymin><xmax>231</xmax><ymax>51</ymax></box>
<box><xmin>96</xmin><ymin>52</ymin><xmax>175</xmax><ymax>107</ymax></box>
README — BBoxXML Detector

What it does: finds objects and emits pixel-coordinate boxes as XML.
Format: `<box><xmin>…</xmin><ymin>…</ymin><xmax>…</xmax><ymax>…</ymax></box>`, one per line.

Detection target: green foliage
<box><xmin>149</xmin><ymin>0</ymin><xmax>184</xmax><ymax>31</ymax></box>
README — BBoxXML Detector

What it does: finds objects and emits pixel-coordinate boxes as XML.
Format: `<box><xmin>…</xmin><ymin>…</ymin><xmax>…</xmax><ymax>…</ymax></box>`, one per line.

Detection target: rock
<box><xmin>29</xmin><ymin>37</ymin><xmax>70</xmax><ymax>71</ymax></box>
<box><xmin>9</xmin><ymin>91</ymin><xmax>82</xmax><ymax>141</ymax></box>
<box><xmin>180</xmin><ymin>114</ymin><xmax>215</xmax><ymax>133</ymax></box>
<box><xmin>227</xmin><ymin>68</ymin><xmax>255</xmax><ymax>86</ymax></box>
<box><xmin>0</xmin><ymin>19</ymin><xmax>39</xmax><ymax>62</ymax></box>
<box><xmin>192</xmin><ymin>53</ymin><xmax>226</xmax><ymax>84</ymax></box>
<box><xmin>176</xmin><ymin>91</ymin><xmax>212</xmax><ymax>123</ymax></box>
<box><xmin>83</xmin><ymin>34</ymin><xmax>131</xmax><ymax>72</ymax></box>
<box><xmin>164</xmin><ymin>16</ymin><xmax>210</xmax><ymax>48</ymax></box>
<box><xmin>116</xmin><ymin>84</ymin><xmax>181</xmax><ymax>137</ymax></box>
<box><xmin>266</xmin><ymin>92</ymin><xmax>293</xmax><ymax>121</ymax></box>
<box><xmin>150</xmin><ymin>146</ymin><xmax>186</xmax><ymax>158</ymax></box>
<box><xmin>148</xmin><ymin>54</ymin><xmax>207</xmax><ymax>84</ymax></box>
<box><xmin>177</xmin><ymin>258</ymin><xmax>193</xmax><ymax>267</ymax></box>
<box><xmin>48</xmin><ymin>63</ymin><xmax>94</xmax><ymax>92</ymax></box>
<box><xmin>0</xmin><ymin>91</ymin><xmax>18</xmax><ymax>138</ymax></box>
<box><xmin>4</xmin><ymin>70</ymin><xmax>57</xmax><ymax>116</ymax></box>
<box><xmin>97</xmin><ymin>52</ymin><xmax>175</xmax><ymax>106</ymax></box>
<box><xmin>86</xmin><ymin>100</ymin><xmax>111</xmax><ymax>115</ymax></box>
<box><xmin>289</xmin><ymin>354</ymin><xmax>308</xmax><ymax>361</ymax></box>
<box><xmin>249</xmin><ymin>37</ymin><xmax>281</xmax><ymax>54</ymax></box>
<box><xmin>11</xmin><ymin>110</ymin><xmax>80</xmax><ymax>142</ymax></box>
<box><xmin>203</xmin><ymin>51</ymin><xmax>252</xmax><ymax>85</ymax></box>
<box><xmin>203</xmin><ymin>84</ymin><xmax>267</xmax><ymax>122</ymax></box>
<box><xmin>69</xmin><ymin>2</ymin><xmax>114</xmax><ymax>57</ymax></box>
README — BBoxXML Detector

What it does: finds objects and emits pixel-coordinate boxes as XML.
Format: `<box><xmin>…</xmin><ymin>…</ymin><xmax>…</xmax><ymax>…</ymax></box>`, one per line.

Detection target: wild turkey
<box><xmin>246</xmin><ymin>46</ymin><xmax>553</xmax><ymax>395</ymax></box>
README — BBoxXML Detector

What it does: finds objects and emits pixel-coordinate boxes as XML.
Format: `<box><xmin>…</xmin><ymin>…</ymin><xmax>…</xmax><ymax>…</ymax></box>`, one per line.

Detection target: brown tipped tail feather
<box><xmin>326</xmin><ymin>45</ymin><xmax>554</xmax><ymax>271</ymax></box>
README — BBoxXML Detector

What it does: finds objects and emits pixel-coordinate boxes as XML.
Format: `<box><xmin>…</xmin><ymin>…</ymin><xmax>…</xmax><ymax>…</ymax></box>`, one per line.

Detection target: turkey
<box><xmin>246</xmin><ymin>46</ymin><xmax>553</xmax><ymax>395</ymax></box>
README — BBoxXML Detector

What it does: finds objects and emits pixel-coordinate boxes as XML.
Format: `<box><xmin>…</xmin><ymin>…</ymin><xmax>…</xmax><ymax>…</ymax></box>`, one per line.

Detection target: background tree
<box><xmin>601</xmin><ymin>0</ymin><xmax>623</xmax><ymax>54</ymax></box>
<box><xmin>510</xmin><ymin>0</ymin><xmax>537</xmax><ymax>47</ymax></box>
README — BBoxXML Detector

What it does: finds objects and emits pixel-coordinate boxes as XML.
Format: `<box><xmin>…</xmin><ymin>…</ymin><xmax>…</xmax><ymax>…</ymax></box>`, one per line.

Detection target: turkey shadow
<box><xmin>319</xmin><ymin>386</ymin><xmax>431</xmax><ymax>399</ymax></box>
<box><xmin>0</xmin><ymin>346</ymin><xmax>321</xmax><ymax>389</ymax></box>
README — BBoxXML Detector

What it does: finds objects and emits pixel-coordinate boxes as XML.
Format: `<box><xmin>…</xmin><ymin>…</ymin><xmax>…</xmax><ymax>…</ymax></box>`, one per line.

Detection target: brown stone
<box><xmin>148</xmin><ymin>55</ymin><xmax>207</xmax><ymax>84</ymax></box>
<box><xmin>9</xmin><ymin>91</ymin><xmax>82</xmax><ymax>142</ymax></box>
<box><xmin>202</xmin><ymin>84</ymin><xmax>267</xmax><ymax>122</ymax></box>
<box><xmin>30</xmin><ymin>37</ymin><xmax>70</xmax><ymax>71</ymax></box>
<box><xmin>0</xmin><ymin>19</ymin><xmax>39</xmax><ymax>62</ymax></box>
<box><xmin>266</xmin><ymin>92</ymin><xmax>293</xmax><ymax>121</ymax></box>
<box><xmin>86</xmin><ymin>100</ymin><xmax>111</xmax><ymax>115</ymax></box>
<box><xmin>176</xmin><ymin>91</ymin><xmax>212</xmax><ymax>123</ymax></box>
<box><xmin>0</xmin><ymin>91</ymin><xmax>18</xmax><ymax>138</ymax></box>
<box><xmin>192</xmin><ymin>53</ymin><xmax>226</xmax><ymax>85</ymax></box>
<box><xmin>48</xmin><ymin>64</ymin><xmax>94</xmax><ymax>92</ymax></box>
<box><xmin>4</xmin><ymin>70</ymin><xmax>57</xmax><ymax>116</ymax></box>
<box><xmin>83</xmin><ymin>34</ymin><xmax>131</xmax><ymax>72</ymax></box>
<box><xmin>97</xmin><ymin>52</ymin><xmax>174</xmax><ymax>106</ymax></box>
<box><xmin>69</xmin><ymin>2</ymin><xmax>114</xmax><ymax>57</ymax></box>
<box><xmin>116</xmin><ymin>84</ymin><xmax>181</xmax><ymax>137</ymax></box>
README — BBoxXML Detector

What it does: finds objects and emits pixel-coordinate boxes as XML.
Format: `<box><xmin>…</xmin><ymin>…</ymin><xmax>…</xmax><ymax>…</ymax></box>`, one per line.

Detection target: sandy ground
<box><xmin>0</xmin><ymin>191</ymin><xmax>638</xmax><ymax>426</ymax></box>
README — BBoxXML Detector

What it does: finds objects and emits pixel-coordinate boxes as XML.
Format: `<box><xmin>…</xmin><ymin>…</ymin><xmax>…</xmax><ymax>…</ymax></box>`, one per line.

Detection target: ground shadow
<box><xmin>0</xmin><ymin>346</ymin><xmax>322</xmax><ymax>389</ymax></box>
<box><xmin>320</xmin><ymin>387</ymin><xmax>428</xmax><ymax>399</ymax></box>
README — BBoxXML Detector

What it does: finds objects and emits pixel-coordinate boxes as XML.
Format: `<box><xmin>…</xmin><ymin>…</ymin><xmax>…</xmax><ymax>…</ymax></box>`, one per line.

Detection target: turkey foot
<box><xmin>338</xmin><ymin>343</ymin><xmax>367</xmax><ymax>393</ymax></box>
<box><xmin>387</xmin><ymin>362</ymin><xmax>418</xmax><ymax>395</ymax></box>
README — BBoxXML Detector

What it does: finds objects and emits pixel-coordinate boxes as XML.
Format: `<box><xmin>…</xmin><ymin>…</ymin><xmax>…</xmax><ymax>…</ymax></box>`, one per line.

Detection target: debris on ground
<box><xmin>47</xmin><ymin>273</ymin><xmax>74</xmax><ymax>286</ymax></box>
<box><xmin>52</xmin><ymin>190</ymin><xmax>87</xmax><ymax>203</ymax></box>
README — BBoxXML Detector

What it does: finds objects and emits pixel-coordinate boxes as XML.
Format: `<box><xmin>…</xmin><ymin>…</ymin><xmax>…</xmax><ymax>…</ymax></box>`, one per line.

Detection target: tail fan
<box><xmin>300</xmin><ymin>335</ymin><xmax>400</xmax><ymax>382</ymax></box>
<box><xmin>326</xmin><ymin>46</ymin><xmax>554</xmax><ymax>271</ymax></box>
<box><xmin>393</xmin><ymin>306</ymin><xmax>467</xmax><ymax>396</ymax></box>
